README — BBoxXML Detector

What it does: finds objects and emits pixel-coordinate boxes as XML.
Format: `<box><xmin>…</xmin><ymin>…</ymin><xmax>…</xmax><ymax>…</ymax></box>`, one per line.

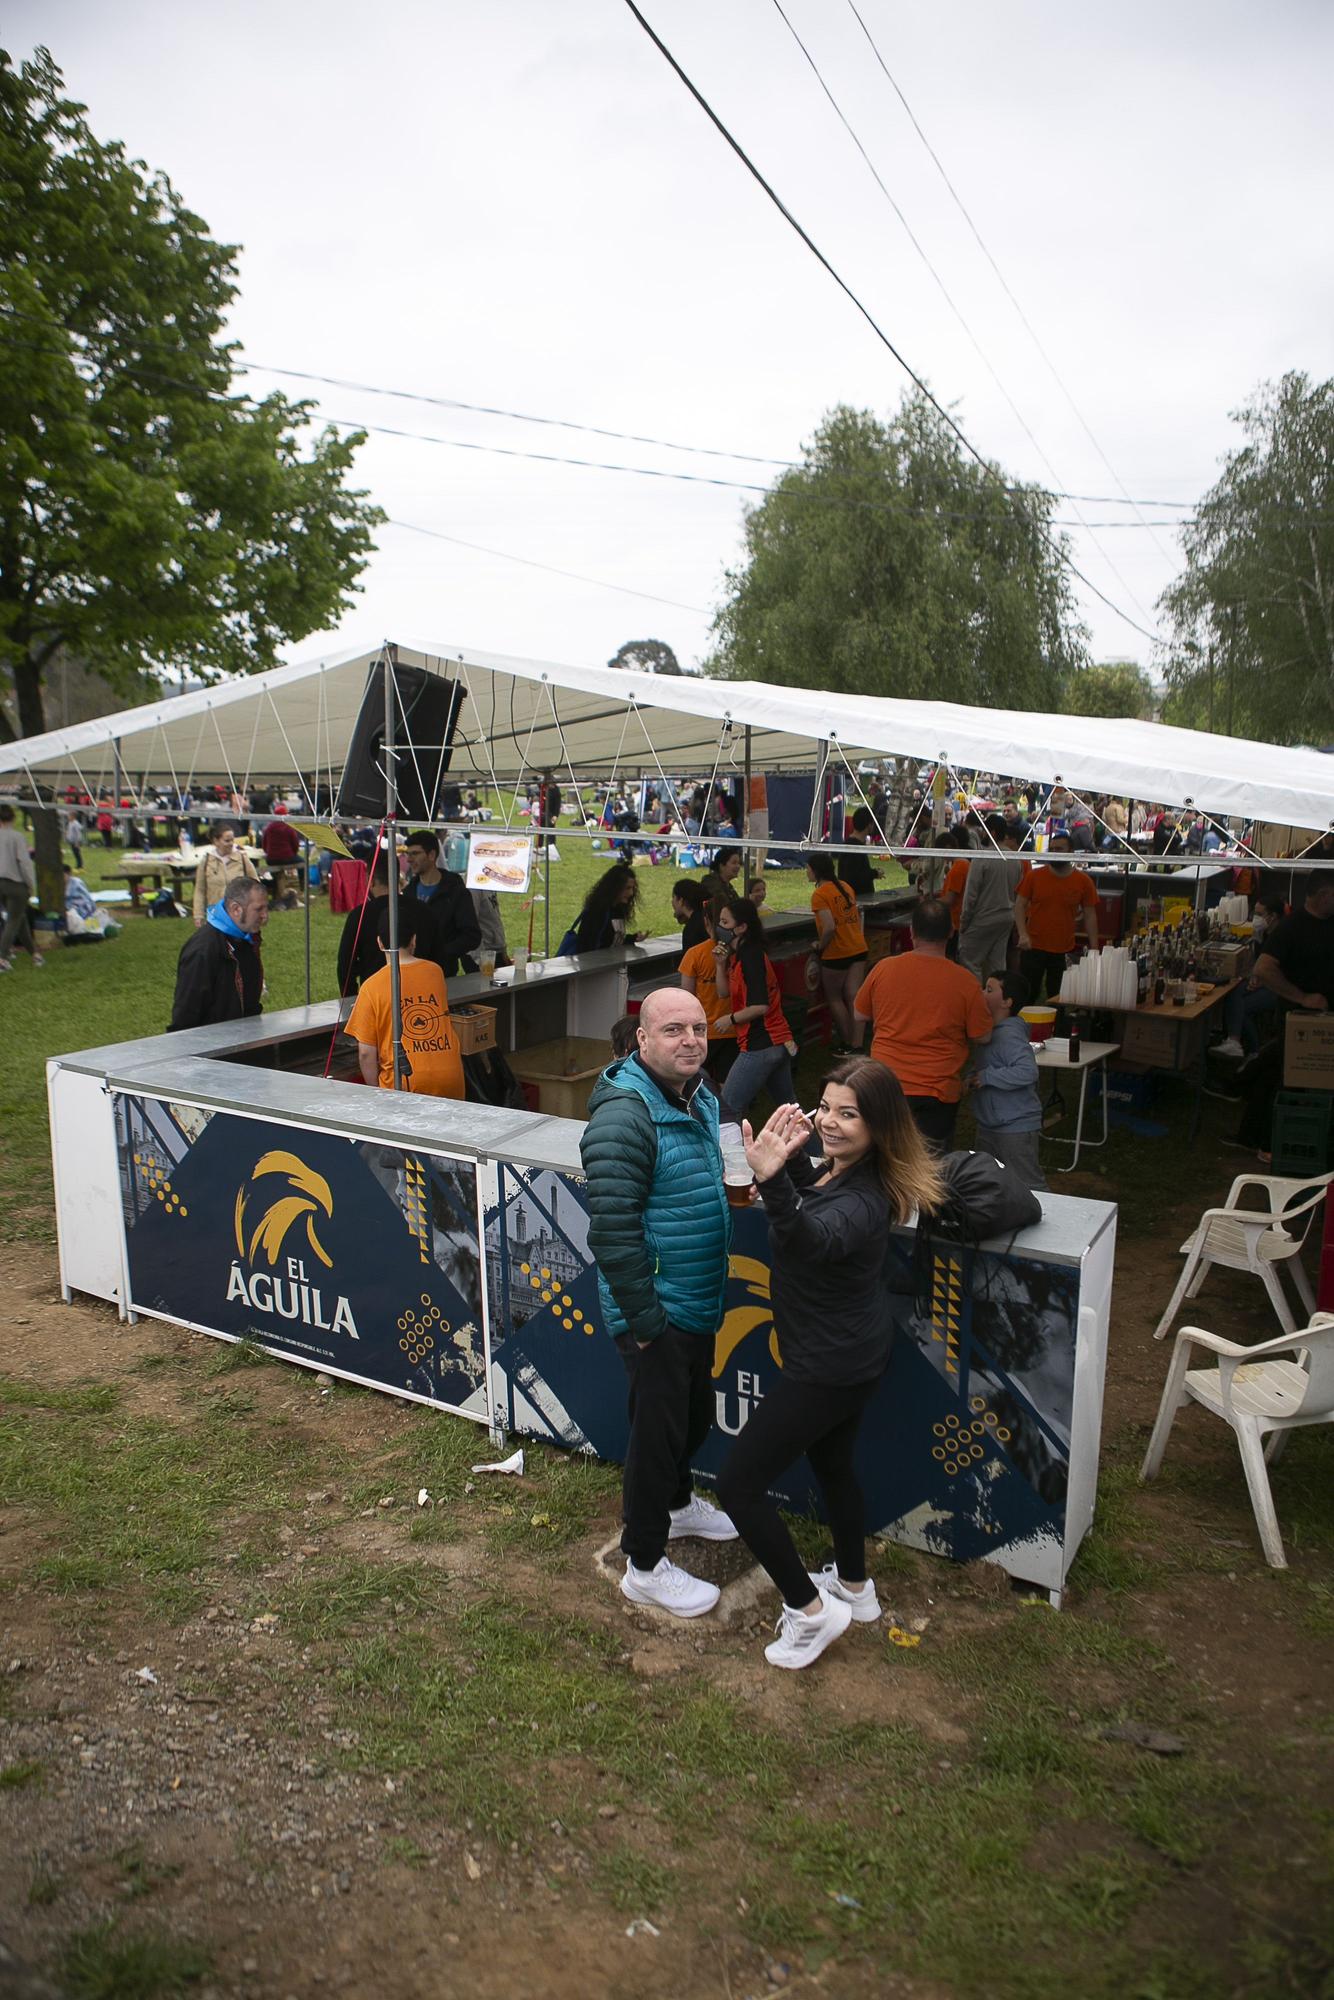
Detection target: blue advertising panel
<box><xmin>487</xmin><ymin>1166</ymin><xmax>1077</xmax><ymax>1581</ymax></box>
<box><xmin>117</xmin><ymin>1094</ymin><xmax>489</xmax><ymax>1417</ymax></box>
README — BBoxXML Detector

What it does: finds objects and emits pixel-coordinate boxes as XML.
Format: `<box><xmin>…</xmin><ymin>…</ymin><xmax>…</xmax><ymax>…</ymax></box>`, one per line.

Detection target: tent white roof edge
<box><xmin>2</xmin><ymin>638</ymin><xmax>1331</xmax><ymax>831</ymax></box>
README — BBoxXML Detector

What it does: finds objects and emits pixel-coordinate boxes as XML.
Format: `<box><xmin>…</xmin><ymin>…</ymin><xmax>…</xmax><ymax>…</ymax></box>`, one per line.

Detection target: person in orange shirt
<box><xmin>679</xmin><ymin>907</ymin><xmax>739</xmax><ymax>1086</ymax></box>
<box><xmin>345</xmin><ymin>900</ymin><xmax>465</xmax><ymax>1098</ymax></box>
<box><xmin>853</xmin><ymin>897</ymin><xmax>992</xmax><ymax>1149</ymax></box>
<box><xmin>1014</xmin><ymin>834</ymin><xmax>1100</xmax><ymax>1002</ymax></box>
<box><xmin>941</xmin><ymin>852</ymin><xmax>971</xmax><ymax>934</ymax></box>
<box><xmin>806</xmin><ymin>852</ymin><xmax>868</xmax><ymax>1051</ymax></box>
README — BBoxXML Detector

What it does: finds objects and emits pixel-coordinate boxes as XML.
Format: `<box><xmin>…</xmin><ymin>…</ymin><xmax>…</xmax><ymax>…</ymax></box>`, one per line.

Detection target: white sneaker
<box><xmin>764</xmin><ymin>1593</ymin><xmax>853</xmax><ymax>1670</ymax></box>
<box><xmin>620</xmin><ymin>1557</ymin><xmax>719</xmax><ymax>1619</ymax></box>
<box><xmin>668</xmin><ymin>1494</ymin><xmax>738</xmax><ymax>1542</ymax></box>
<box><xmin>1213</xmin><ymin>1037</ymin><xmax>1244</xmax><ymax>1060</ymax></box>
<box><xmin>808</xmin><ymin>1565</ymin><xmax>882</xmax><ymax>1623</ymax></box>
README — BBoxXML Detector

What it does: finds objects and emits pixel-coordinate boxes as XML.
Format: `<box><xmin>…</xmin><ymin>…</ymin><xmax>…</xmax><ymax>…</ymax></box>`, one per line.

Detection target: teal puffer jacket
<box><xmin>579</xmin><ymin>1056</ymin><xmax>731</xmax><ymax>1343</ymax></box>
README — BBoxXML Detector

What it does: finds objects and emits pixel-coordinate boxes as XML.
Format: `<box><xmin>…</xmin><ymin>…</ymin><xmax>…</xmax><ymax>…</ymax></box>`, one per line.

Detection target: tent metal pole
<box><xmin>743</xmin><ymin>726</ymin><xmax>752</xmax><ymax>852</ymax></box>
<box><xmin>303</xmin><ymin>837</ymin><xmax>312</xmax><ymax>1005</ymax></box>
<box><xmin>383</xmin><ymin>644</ymin><xmax>410</xmax><ymax>1091</ymax></box>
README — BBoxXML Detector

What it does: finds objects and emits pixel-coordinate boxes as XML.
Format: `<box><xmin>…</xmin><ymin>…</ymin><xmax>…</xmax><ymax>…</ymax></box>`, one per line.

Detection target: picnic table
<box><xmin>117</xmin><ymin>847</ymin><xmax>266</xmax><ymax>910</ymax></box>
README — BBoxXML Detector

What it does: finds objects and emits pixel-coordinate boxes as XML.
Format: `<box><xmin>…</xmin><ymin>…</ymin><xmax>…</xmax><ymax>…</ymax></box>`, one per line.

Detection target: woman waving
<box><xmin>717</xmin><ymin>1061</ymin><xmax>942</xmax><ymax>1670</ymax></box>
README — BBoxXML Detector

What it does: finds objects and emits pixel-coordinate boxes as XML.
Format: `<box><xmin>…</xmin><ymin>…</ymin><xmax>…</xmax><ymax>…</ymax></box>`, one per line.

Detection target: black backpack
<box><xmin>930</xmin><ymin>1149</ymin><xmax>1043</xmax><ymax>1243</ymax></box>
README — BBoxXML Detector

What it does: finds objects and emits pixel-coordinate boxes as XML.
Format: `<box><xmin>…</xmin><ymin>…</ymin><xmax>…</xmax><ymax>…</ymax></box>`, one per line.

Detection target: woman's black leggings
<box><xmin>716</xmin><ymin>1373</ymin><xmax>877</xmax><ymax>1609</ymax></box>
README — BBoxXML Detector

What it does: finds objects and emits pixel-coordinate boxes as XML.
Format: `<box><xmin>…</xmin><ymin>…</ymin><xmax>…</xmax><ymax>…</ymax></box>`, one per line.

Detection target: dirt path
<box><xmin>2</xmin><ymin>1187</ymin><xmax>1332</xmax><ymax>2000</ymax></box>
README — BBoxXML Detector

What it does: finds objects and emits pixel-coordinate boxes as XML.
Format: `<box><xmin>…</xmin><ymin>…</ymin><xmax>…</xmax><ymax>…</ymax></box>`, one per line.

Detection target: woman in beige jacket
<box><xmin>192</xmin><ymin>824</ymin><xmax>260</xmax><ymax>925</ymax></box>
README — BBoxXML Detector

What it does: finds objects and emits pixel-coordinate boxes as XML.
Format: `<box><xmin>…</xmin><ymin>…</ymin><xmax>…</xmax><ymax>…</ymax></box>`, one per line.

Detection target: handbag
<box><xmin>930</xmin><ymin>1149</ymin><xmax>1042</xmax><ymax>1242</ymax></box>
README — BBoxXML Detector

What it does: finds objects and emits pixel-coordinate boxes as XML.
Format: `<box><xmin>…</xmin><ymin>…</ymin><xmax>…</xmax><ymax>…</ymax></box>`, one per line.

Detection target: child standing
<box><xmin>971</xmin><ymin>971</ymin><xmax>1047</xmax><ymax>1190</ymax></box>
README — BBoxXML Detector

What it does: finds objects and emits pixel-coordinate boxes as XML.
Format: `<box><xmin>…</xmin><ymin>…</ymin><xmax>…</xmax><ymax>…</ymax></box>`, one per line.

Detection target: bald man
<box><xmin>580</xmin><ymin>987</ymin><xmax>737</xmax><ymax>1617</ymax></box>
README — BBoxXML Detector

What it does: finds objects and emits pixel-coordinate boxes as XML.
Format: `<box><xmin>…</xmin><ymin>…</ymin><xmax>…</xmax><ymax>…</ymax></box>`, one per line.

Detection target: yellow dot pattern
<box><xmin>931</xmin><ymin>1401</ymin><xmax>1011</xmax><ymax>1476</ymax></box>
<box><xmin>397</xmin><ymin>1294</ymin><xmax>448</xmax><ymax>1367</ymax></box>
<box><xmin>523</xmin><ymin>1261</ymin><xmax>594</xmax><ymax>1335</ymax></box>
<box><xmin>134</xmin><ymin>1153</ymin><xmax>187</xmax><ymax>1219</ymax></box>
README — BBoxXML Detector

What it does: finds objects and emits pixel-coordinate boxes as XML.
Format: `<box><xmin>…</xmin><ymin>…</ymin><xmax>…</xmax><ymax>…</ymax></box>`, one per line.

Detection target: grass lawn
<box><xmin>1</xmin><ymin>820</ymin><xmax>1332</xmax><ymax>1997</ymax></box>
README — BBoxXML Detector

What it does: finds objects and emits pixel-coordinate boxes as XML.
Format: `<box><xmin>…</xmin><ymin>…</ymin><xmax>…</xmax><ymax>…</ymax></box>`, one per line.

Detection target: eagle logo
<box><xmin>714</xmin><ymin>1253</ymin><xmax>782</xmax><ymax>1376</ymax></box>
<box><xmin>233</xmin><ymin>1150</ymin><xmax>334</xmax><ymax>1269</ymax></box>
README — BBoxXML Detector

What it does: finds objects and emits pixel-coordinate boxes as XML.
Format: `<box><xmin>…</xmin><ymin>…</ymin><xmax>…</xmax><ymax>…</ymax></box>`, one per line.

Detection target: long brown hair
<box><xmin>821</xmin><ymin>1059</ymin><xmax>944</xmax><ymax>1224</ymax></box>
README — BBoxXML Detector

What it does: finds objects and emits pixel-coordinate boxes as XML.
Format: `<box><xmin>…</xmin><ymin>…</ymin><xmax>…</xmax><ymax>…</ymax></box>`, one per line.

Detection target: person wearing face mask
<box><xmin>1014</xmin><ymin>834</ymin><xmax>1099</xmax><ymax>1002</ymax></box>
<box><xmin>191</xmin><ymin>822</ymin><xmax>259</xmax><ymax>927</ymax></box>
<box><xmin>715</xmin><ymin>1061</ymin><xmax>944</xmax><ymax>1670</ymax></box>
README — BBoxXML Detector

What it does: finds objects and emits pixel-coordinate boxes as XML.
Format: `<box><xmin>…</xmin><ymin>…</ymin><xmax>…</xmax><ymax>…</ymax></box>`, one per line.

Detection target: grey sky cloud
<box><xmin>10</xmin><ymin>0</ymin><xmax>1334</xmax><ymax>680</ymax></box>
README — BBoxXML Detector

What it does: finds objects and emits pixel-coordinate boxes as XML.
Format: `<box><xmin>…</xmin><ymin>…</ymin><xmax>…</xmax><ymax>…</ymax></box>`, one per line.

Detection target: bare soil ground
<box><xmin>2</xmin><ymin>1164</ymin><xmax>1332</xmax><ymax>2000</ymax></box>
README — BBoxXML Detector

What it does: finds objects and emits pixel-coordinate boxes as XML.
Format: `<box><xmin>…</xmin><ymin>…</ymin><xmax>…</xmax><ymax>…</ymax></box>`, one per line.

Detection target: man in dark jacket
<box><xmin>579</xmin><ymin>988</ymin><xmax>736</xmax><ymax>1618</ymax></box>
<box><xmin>401</xmin><ymin>829</ymin><xmax>482</xmax><ymax>977</ymax></box>
<box><xmin>169</xmin><ymin>877</ymin><xmax>267</xmax><ymax>1030</ymax></box>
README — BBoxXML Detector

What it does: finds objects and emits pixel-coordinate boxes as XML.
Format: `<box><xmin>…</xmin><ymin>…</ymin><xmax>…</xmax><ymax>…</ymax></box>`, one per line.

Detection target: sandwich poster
<box><xmin>465</xmin><ymin>832</ymin><xmax>534</xmax><ymax>895</ymax></box>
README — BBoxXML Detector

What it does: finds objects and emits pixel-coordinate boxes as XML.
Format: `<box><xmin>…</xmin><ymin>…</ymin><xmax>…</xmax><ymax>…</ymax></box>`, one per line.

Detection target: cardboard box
<box><xmin>509</xmin><ymin>1036</ymin><xmax>612</xmax><ymax>1120</ymax></box>
<box><xmin>1284</xmin><ymin>1013</ymin><xmax>1334</xmax><ymax>1090</ymax></box>
<box><xmin>1119</xmin><ymin>1012</ymin><xmax>1206</xmax><ymax>1070</ymax></box>
<box><xmin>1200</xmin><ymin>940</ymin><xmax>1253</xmax><ymax>983</ymax></box>
<box><xmin>451</xmin><ymin>1003</ymin><xmax>497</xmax><ymax>1056</ymax></box>
<box><xmin>1119</xmin><ymin>1014</ymin><xmax>1181</xmax><ymax>1067</ymax></box>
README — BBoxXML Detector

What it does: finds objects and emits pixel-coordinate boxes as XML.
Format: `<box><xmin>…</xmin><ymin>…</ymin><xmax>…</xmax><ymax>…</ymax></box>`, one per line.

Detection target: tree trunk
<box><xmin>11</xmin><ymin>653</ymin><xmax>64</xmax><ymax>917</ymax></box>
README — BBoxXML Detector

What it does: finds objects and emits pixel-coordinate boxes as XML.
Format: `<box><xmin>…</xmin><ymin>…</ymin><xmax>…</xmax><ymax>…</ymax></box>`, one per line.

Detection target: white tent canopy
<box><xmin>3</xmin><ymin>639</ymin><xmax>1331</xmax><ymax>832</ymax></box>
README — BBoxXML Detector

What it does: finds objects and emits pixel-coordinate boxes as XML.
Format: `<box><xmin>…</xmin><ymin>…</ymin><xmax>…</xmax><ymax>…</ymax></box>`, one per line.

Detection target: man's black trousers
<box><xmin>615</xmin><ymin>1326</ymin><xmax>715</xmax><ymax>1569</ymax></box>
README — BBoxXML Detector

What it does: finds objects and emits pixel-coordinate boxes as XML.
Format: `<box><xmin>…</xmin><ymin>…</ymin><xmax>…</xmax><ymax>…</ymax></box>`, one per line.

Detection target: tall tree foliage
<box><xmin>0</xmin><ymin>48</ymin><xmax>382</xmax><ymax>895</ymax></box>
<box><xmin>1161</xmin><ymin>373</ymin><xmax>1334</xmax><ymax>742</ymax></box>
<box><xmin>1062</xmin><ymin>660</ymin><xmax>1158</xmax><ymax>719</ymax></box>
<box><xmin>607</xmin><ymin>638</ymin><xmax>682</xmax><ymax>675</ymax></box>
<box><xmin>707</xmin><ymin>396</ymin><xmax>1087</xmax><ymax>706</ymax></box>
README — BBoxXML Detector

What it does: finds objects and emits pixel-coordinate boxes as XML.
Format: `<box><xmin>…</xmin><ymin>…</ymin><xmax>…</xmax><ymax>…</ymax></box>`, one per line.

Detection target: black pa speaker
<box><xmin>336</xmin><ymin>663</ymin><xmax>465</xmax><ymax>820</ymax></box>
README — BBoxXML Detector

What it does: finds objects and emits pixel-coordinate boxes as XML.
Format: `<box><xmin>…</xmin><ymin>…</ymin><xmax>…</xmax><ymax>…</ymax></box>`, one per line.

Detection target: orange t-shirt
<box><xmin>1018</xmin><ymin>866</ymin><xmax>1098</xmax><ymax>953</ymax></box>
<box><xmin>811</xmin><ymin>880</ymin><xmax>867</xmax><ymax>961</ymax></box>
<box><xmin>345</xmin><ymin>958</ymin><xmax>465</xmax><ymax>1097</ymax></box>
<box><xmin>679</xmin><ymin>938</ymin><xmax>737</xmax><ymax>1040</ymax></box>
<box><xmin>853</xmin><ymin>950</ymin><xmax>991</xmax><ymax>1103</ymax></box>
<box><xmin>942</xmin><ymin>857</ymin><xmax>971</xmax><ymax>931</ymax></box>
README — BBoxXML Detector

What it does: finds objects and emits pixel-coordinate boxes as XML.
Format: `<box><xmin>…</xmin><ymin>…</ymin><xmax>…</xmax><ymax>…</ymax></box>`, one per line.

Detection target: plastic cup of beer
<box><xmin>512</xmin><ymin>945</ymin><xmax>529</xmax><ymax>978</ymax></box>
<box><xmin>478</xmin><ymin>947</ymin><xmax>498</xmax><ymax>980</ymax></box>
<box><xmin>724</xmin><ymin>1170</ymin><xmax>756</xmax><ymax>1208</ymax></box>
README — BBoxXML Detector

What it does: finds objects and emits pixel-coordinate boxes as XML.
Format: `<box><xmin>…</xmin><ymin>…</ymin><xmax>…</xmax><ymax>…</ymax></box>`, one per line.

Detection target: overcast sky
<box><xmin>10</xmin><ymin>1</ymin><xmax>1334</xmax><ymax>680</ymax></box>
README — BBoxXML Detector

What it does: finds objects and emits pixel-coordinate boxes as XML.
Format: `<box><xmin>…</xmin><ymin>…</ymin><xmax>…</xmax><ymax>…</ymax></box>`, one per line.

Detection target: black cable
<box><xmin>619</xmin><ymin>0</ymin><xmax>1162</xmax><ymax>645</ymax></box>
<box><xmin>844</xmin><ymin>0</ymin><xmax>1176</xmax><ymax>563</ymax></box>
<box><xmin>769</xmin><ymin>0</ymin><xmax>1159</xmax><ymax>627</ymax></box>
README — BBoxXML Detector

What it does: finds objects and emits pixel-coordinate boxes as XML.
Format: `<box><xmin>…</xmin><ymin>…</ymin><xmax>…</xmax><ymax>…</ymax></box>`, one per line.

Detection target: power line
<box><xmin>385</xmin><ymin>517</ymin><xmax>709</xmax><ymax>613</ymax></box>
<box><xmin>619</xmin><ymin>0</ymin><xmax>1162</xmax><ymax>645</ymax></box>
<box><xmin>0</xmin><ymin>303</ymin><xmax>1296</xmax><ymax>515</ymax></box>
<box><xmin>769</xmin><ymin>0</ymin><xmax>1160</xmax><ymax>627</ymax></box>
<box><xmin>844</xmin><ymin>0</ymin><xmax>1178</xmax><ymax>567</ymax></box>
<box><xmin>234</xmin><ymin>359</ymin><xmax>793</xmax><ymax>470</ymax></box>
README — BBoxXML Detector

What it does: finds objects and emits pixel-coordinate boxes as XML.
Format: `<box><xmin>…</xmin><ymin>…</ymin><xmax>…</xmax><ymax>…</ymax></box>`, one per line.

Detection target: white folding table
<box><xmin>1035</xmin><ymin>1037</ymin><xmax>1120</xmax><ymax>1172</ymax></box>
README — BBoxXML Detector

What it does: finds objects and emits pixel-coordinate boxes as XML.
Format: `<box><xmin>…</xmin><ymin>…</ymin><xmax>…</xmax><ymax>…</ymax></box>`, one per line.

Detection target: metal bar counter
<box><xmin>47</xmin><ymin>896</ymin><xmax>1113</xmax><ymax>1600</ymax></box>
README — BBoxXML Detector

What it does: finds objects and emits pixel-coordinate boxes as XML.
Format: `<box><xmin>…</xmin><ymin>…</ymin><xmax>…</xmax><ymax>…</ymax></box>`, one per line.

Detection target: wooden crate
<box><xmin>451</xmin><ymin>1003</ymin><xmax>497</xmax><ymax>1055</ymax></box>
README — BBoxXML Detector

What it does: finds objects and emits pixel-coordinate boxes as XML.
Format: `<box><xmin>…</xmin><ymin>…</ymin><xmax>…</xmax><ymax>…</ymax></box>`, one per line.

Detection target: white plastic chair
<box><xmin>1153</xmin><ymin>1172</ymin><xmax>1331</xmax><ymax>1342</ymax></box>
<box><xmin>1141</xmin><ymin>1315</ymin><xmax>1334</xmax><ymax>1567</ymax></box>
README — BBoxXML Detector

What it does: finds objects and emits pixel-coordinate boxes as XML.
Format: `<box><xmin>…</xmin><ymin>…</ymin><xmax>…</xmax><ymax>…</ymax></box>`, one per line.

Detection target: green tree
<box><xmin>1160</xmin><ymin>372</ymin><xmax>1334</xmax><ymax>742</ymax></box>
<box><xmin>1062</xmin><ymin>659</ymin><xmax>1158</xmax><ymax>719</ymax></box>
<box><xmin>607</xmin><ymin>638</ymin><xmax>682</xmax><ymax>675</ymax></box>
<box><xmin>706</xmin><ymin>396</ymin><xmax>1087</xmax><ymax>706</ymax></box>
<box><xmin>0</xmin><ymin>47</ymin><xmax>382</xmax><ymax>903</ymax></box>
